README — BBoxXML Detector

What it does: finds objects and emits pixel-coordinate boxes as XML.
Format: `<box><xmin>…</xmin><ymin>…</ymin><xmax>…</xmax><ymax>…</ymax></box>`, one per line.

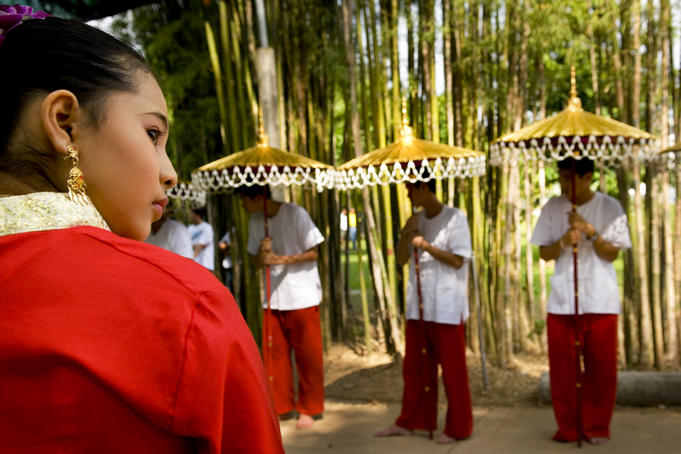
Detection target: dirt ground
<box><xmin>283</xmin><ymin>344</ymin><xmax>681</xmax><ymax>453</ymax></box>
<box><xmin>323</xmin><ymin>342</ymin><xmax>546</xmax><ymax>407</ymax></box>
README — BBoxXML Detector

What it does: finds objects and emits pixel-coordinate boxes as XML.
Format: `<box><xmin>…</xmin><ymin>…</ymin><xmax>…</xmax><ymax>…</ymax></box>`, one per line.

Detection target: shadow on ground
<box><xmin>324</xmin><ymin>348</ymin><xmax>542</xmax><ymax>407</ymax></box>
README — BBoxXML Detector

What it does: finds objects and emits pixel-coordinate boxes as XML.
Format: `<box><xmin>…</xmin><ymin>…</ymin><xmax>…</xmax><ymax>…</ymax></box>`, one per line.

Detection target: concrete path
<box><xmin>282</xmin><ymin>401</ymin><xmax>681</xmax><ymax>453</ymax></box>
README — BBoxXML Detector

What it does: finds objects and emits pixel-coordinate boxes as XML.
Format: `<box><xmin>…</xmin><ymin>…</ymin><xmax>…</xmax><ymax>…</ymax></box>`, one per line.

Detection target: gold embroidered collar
<box><xmin>0</xmin><ymin>192</ymin><xmax>110</xmax><ymax>236</ymax></box>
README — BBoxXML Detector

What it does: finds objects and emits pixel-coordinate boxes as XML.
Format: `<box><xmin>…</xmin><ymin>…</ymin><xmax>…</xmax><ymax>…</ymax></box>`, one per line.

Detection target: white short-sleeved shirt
<box><xmin>406</xmin><ymin>206</ymin><xmax>472</xmax><ymax>325</ymax></box>
<box><xmin>145</xmin><ymin>218</ymin><xmax>193</xmax><ymax>259</ymax></box>
<box><xmin>219</xmin><ymin>232</ymin><xmax>233</xmax><ymax>269</ymax></box>
<box><xmin>531</xmin><ymin>192</ymin><xmax>631</xmax><ymax>315</ymax></box>
<box><xmin>247</xmin><ymin>203</ymin><xmax>325</xmax><ymax>310</ymax></box>
<box><xmin>188</xmin><ymin>221</ymin><xmax>215</xmax><ymax>270</ymax></box>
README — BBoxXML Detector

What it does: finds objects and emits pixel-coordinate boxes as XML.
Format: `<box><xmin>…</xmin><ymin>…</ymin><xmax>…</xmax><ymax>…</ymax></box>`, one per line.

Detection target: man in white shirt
<box><xmin>187</xmin><ymin>207</ymin><xmax>215</xmax><ymax>271</ymax></box>
<box><xmin>531</xmin><ymin>158</ymin><xmax>631</xmax><ymax>446</ymax></box>
<box><xmin>339</xmin><ymin>208</ymin><xmax>348</xmax><ymax>239</ymax></box>
<box><xmin>145</xmin><ymin>205</ymin><xmax>193</xmax><ymax>259</ymax></box>
<box><xmin>236</xmin><ymin>186</ymin><xmax>324</xmax><ymax>430</ymax></box>
<box><xmin>218</xmin><ymin>229</ymin><xmax>234</xmax><ymax>292</ymax></box>
<box><xmin>374</xmin><ymin>180</ymin><xmax>473</xmax><ymax>444</ymax></box>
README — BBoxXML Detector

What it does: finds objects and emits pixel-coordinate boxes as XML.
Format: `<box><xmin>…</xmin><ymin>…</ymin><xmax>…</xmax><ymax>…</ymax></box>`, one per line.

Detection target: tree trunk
<box><xmin>587</xmin><ymin>17</ymin><xmax>600</xmax><ymax>116</ymax></box>
<box><xmin>675</xmin><ymin>168</ymin><xmax>681</xmax><ymax>365</ymax></box>
<box><xmin>204</xmin><ymin>20</ymin><xmax>227</xmax><ymax>147</ymax></box>
<box><xmin>443</xmin><ymin>0</ymin><xmax>454</xmax><ymax>147</ymax></box>
<box><xmin>352</xmin><ymin>191</ymin><xmax>373</xmax><ymax>352</ymax></box>
<box><xmin>660</xmin><ymin>0</ymin><xmax>676</xmax><ymax>365</ymax></box>
<box><xmin>649</xmin><ymin>172</ymin><xmax>663</xmax><ymax>369</ymax></box>
<box><xmin>662</xmin><ymin>171</ymin><xmax>677</xmax><ymax>364</ymax></box>
<box><xmin>633</xmin><ymin>161</ymin><xmax>654</xmax><ymax>367</ymax></box>
<box><xmin>342</xmin><ymin>0</ymin><xmax>403</xmax><ymax>356</ymax></box>
<box><xmin>609</xmin><ymin>1</ymin><xmax>626</xmax><ymax>118</ymax></box>
<box><xmin>390</xmin><ymin>0</ymin><xmax>401</xmax><ymax>141</ymax></box>
<box><xmin>524</xmin><ymin>164</ymin><xmax>537</xmax><ymax>346</ymax></box>
<box><xmin>631</xmin><ymin>0</ymin><xmax>642</xmax><ymax>127</ymax></box>
<box><xmin>515</xmin><ymin>0</ymin><xmax>529</xmax><ymax>129</ymax></box>
<box><xmin>218</xmin><ymin>1</ymin><xmax>240</xmax><ymax>153</ymax></box>
<box><xmin>498</xmin><ymin>161</ymin><xmax>511</xmax><ymax>366</ymax></box>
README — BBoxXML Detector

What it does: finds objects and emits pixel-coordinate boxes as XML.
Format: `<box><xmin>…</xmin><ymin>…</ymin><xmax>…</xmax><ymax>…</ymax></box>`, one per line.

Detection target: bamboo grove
<box><xmin>122</xmin><ymin>0</ymin><xmax>681</xmax><ymax>369</ymax></box>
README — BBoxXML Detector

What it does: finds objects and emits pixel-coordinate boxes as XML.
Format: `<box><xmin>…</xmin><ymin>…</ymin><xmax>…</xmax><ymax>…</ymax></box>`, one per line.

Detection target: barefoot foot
<box><xmin>296</xmin><ymin>414</ymin><xmax>315</xmax><ymax>430</ymax></box>
<box><xmin>435</xmin><ymin>433</ymin><xmax>457</xmax><ymax>444</ymax></box>
<box><xmin>589</xmin><ymin>437</ymin><xmax>609</xmax><ymax>446</ymax></box>
<box><xmin>373</xmin><ymin>425</ymin><xmax>413</xmax><ymax>437</ymax></box>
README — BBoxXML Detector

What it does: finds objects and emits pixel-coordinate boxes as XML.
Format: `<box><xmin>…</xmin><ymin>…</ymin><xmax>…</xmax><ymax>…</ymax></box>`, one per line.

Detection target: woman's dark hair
<box><xmin>557</xmin><ymin>157</ymin><xmax>594</xmax><ymax>176</ymax></box>
<box><xmin>0</xmin><ymin>16</ymin><xmax>153</xmax><ymax>153</ymax></box>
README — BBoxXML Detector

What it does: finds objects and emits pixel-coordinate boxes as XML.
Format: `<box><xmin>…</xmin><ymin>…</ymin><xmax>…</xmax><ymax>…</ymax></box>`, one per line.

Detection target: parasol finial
<box><xmin>257</xmin><ymin>107</ymin><xmax>269</xmax><ymax>147</ymax></box>
<box><xmin>401</xmin><ymin>97</ymin><xmax>413</xmax><ymax>141</ymax></box>
<box><xmin>567</xmin><ymin>66</ymin><xmax>582</xmax><ymax>112</ymax></box>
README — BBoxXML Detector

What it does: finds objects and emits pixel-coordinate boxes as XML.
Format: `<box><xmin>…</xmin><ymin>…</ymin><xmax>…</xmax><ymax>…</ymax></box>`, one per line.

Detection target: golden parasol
<box><xmin>337</xmin><ymin>101</ymin><xmax>488</xmax><ymax>437</ymax></box>
<box><xmin>490</xmin><ymin>68</ymin><xmax>656</xmax><ymax>447</ymax></box>
<box><xmin>193</xmin><ymin>125</ymin><xmax>334</xmax><ymax>193</ymax></box>
<box><xmin>192</xmin><ymin>116</ymin><xmax>334</xmax><ymax>387</ymax></box>
<box><xmin>662</xmin><ymin>142</ymin><xmax>681</xmax><ymax>153</ymax></box>
<box><xmin>660</xmin><ymin>142</ymin><xmax>681</xmax><ymax>169</ymax></box>
<box><xmin>166</xmin><ymin>181</ymin><xmax>206</xmax><ymax>208</ymax></box>
<box><xmin>491</xmin><ymin>72</ymin><xmax>655</xmax><ymax>167</ymax></box>
<box><xmin>336</xmin><ymin>124</ymin><xmax>485</xmax><ymax>189</ymax></box>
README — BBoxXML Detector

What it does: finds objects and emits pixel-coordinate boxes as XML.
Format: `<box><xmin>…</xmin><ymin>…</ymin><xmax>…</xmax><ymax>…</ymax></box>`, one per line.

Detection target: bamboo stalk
<box><xmin>524</xmin><ymin>165</ymin><xmax>537</xmax><ymax>347</ymax></box>
<box><xmin>661</xmin><ymin>171</ymin><xmax>677</xmax><ymax>364</ymax></box>
<box><xmin>203</xmin><ymin>20</ymin><xmax>227</xmax><ymax>146</ymax></box>
<box><xmin>218</xmin><ymin>1</ymin><xmax>239</xmax><ymax>154</ymax></box>
<box><xmin>633</xmin><ymin>160</ymin><xmax>654</xmax><ymax>367</ymax></box>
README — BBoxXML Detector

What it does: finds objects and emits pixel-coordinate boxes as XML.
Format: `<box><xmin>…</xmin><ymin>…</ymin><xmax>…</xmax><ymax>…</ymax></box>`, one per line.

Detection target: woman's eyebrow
<box><xmin>144</xmin><ymin>112</ymin><xmax>168</xmax><ymax>129</ymax></box>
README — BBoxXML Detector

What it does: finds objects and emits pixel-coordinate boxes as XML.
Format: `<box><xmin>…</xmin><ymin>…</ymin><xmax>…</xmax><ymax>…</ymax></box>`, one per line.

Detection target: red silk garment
<box><xmin>395</xmin><ymin>320</ymin><xmax>473</xmax><ymax>439</ymax></box>
<box><xmin>547</xmin><ymin>313</ymin><xmax>618</xmax><ymax>442</ymax></box>
<box><xmin>264</xmin><ymin>306</ymin><xmax>324</xmax><ymax>416</ymax></box>
<box><xmin>0</xmin><ymin>226</ymin><xmax>283</xmax><ymax>454</ymax></box>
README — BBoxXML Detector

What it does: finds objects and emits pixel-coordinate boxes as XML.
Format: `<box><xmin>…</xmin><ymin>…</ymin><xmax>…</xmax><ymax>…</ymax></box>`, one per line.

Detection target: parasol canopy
<box><xmin>660</xmin><ymin>142</ymin><xmax>681</xmax><ymax>171</ymax></box>
<box><xmin>335</xmin><ymin>111</ymin><xmax>486</xmax><ymax>190</ymax></box>
<box><xmin>663</xmin><ymin>142</ymin><xmax>681</xmax><ymax>153</ymax></box>
<box><xmin>490</xmin><ymin>69</ymin><xmax>656</xmax><ymax>167</ymax></box>
<box><xmin>192</xmin><ymin>122</ymin><xmax>334</xmax><ymax>193</ymax></box>
<box><xmin>166</xmin><ymin>181</ymin><xmax>206</xmax><ymax>208</ymax></box>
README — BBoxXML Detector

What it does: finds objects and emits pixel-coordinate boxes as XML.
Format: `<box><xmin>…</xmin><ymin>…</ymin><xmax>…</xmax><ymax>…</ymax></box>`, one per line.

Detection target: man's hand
<box><xmin>568</xmin><ymin>211</ymin><xmax>596</xmax><ymax>237</ymax></box>
<box><xmin>255</xmin><ymin>237</ymin><xmax>277</xmax><ymax>266</ymax></box>
<box><xmin>410</xmin><ymin>233</ymin><xmax>428</xmax><ymax>250</ymax></box>
<box><xmin>259</xmin><ymin>237</ymin><xmax>273</xmax><ymax>252</ymax></box>
<box><xmin>255</xmin><ymin>239</ymin><xmax>318</xmax><ymax>267</ymax></box>
<box><xmin>561</xmin><ymin>227</ymin><xmax>583</xmax><ymax>247</ymax></box>
<box><xmin>261</xmin><ymin>250</ymin><xmax>281</xmax><ymax>266</ymax></box>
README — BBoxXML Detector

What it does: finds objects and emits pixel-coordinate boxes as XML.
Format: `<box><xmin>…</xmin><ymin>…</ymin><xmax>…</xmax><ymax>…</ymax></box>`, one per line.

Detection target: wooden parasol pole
<box><xmin>263</xmin><ymin>191</ymin><xmax>273</xmax><ymax>385</ymax></box>
<box><xmin>411</xmin><ymin>214</ymin><xmax>434</xmax><ymax>440</ymax></box>
<box><xmin>570</xmin><ymin>159</ymin><xmax>584</xmax><ymax>448</ymax></box>
<box><xmin>568</xmin><ymin>67</ymin><xmax>584</xmax><ymax>448</ymax></box>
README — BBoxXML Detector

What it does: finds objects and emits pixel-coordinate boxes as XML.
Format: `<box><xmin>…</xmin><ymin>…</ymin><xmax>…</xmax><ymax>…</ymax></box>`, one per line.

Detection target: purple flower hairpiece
<box><xmin>0</xmin><ymin>4</ymin><xmax>50</xmax><ymax>47</ymax></box>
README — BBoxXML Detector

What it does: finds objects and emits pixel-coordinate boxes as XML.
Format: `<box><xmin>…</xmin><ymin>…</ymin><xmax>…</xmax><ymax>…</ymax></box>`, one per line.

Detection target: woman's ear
<box><xmin>40</xmin><ymin>89</ymin><xmax>81</xmax><ymax>156</ymax></box>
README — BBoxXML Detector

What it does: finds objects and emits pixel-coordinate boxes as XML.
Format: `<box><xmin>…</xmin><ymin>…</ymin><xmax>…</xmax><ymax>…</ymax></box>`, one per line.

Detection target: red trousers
<box><xmin>547</xmin><ymin>313</ymin><xmax>618</xmax><ymax>442</ymax></box>
<box><xmin>263</xmin><ymin>306</ymin><xmax>324</xmax><ymax>417</ymax></box>
<box><xmin>395</xmin><ymin>320</ymin><xmax>473</xmax><ymax>439</ymax></box>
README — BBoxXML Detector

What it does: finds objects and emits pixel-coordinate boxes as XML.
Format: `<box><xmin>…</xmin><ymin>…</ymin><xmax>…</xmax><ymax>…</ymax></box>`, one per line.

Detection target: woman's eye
<box><xmin>147</xmin><ymin>129</ymin><xmax>161</xmax><ymax>144</ymax></box>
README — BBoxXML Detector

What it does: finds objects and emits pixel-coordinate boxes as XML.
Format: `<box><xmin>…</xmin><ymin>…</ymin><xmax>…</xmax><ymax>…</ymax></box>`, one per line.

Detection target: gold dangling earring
<box><xmin>65</xmin><ymin>144</ymin><xmax>88</xmax><ymax>206</ymax></box>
